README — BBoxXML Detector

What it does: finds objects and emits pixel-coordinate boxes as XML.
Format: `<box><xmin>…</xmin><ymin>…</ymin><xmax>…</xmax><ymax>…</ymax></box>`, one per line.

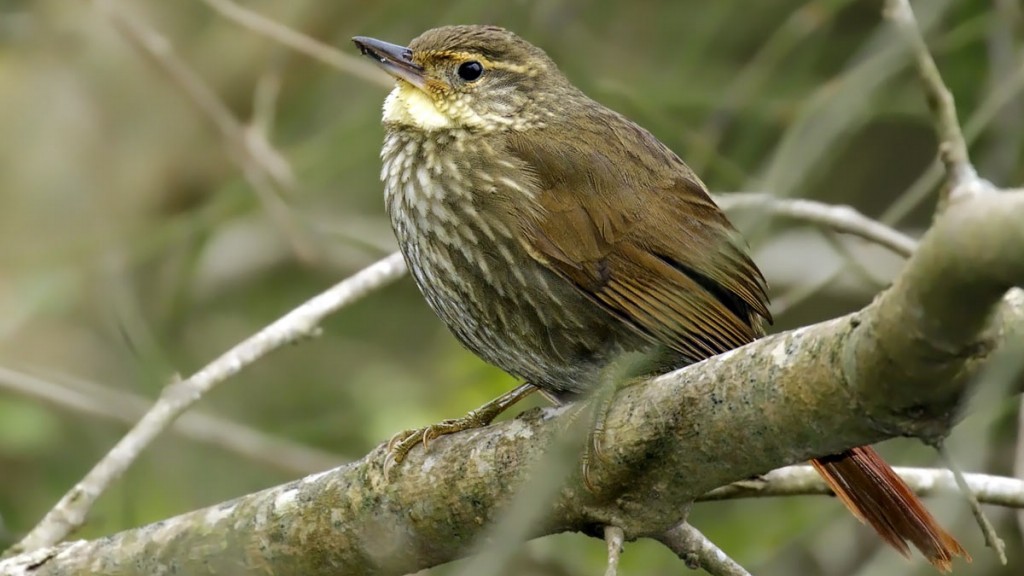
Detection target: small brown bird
<box><xmin>353</xmin><ymin>25</ymin><xmax>967</xmax><ymax>570</ymax></box>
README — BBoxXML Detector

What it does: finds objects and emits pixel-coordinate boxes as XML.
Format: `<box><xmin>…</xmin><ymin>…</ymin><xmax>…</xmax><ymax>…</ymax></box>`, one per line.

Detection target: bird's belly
<box><xmin>387</xmin><ymin>197</ymin><xmax>645</xmax><ymax>393</ymax></box>
<box><xmin>399</xmin><ymin>226</ymin><xmax>642</xmax><ymax>394</ymax></box>
<box><xmin>381</xmin><ymin>130</ymin><xmax>647</xmax><ymax>394</ymax></box>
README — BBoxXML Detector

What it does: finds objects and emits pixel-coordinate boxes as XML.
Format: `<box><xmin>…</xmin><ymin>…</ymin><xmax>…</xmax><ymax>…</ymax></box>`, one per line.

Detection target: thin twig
<box><xmin>248</xmin><ymin>58</ymin><xmax>295</xmax><ymax>196</ymax></box>
<box><xmin>253</xmin><ymin>58</ymin><xmax>284</xmax><ymax>138</ymax></box>
<box><xmin>91</xmin><ymin>0</ymin><xmax>315</xmax><ymax>261</ymax></box>
<box><xmin>716</xmin><ymin>193</ymin><xmax>917</xmax><ymax>258</ymax></box>
<box><xmin>658</xmin><ymin>523</ymin><xmax>752</xmax><ymax>576</ymax></box>
<box><xmin>700</xmin><ymin>465</ymin><xmax>1024</xmax><ymax>508</ymax></box>
<box><xmin>198</xmin><ymin>0</ymin><xmax>392</xmax><ymax>88</ymax></box>
<box><xmin>9</xmin><ymin>252</ymin><xmax>407</xmax><ymax>555</ymax></box>
<box><xmin>0</xmin><ymin>366</ymin><xmax>344</xmax><ymax>475</ymax></box>
<box><xmin>883</xmin><ymin>0</ymin><xmax>988</xmax><ymax>202</ymax></box>
<box><xmin>936</xmin><ymin>445</ymin><xmax>1007</xmax><ymax>564</ymax></box>
<box><xmin>603</xmin><ymin>526</ymin><xmax>625</xmax><ymax>576</ymax></box>
<box><xmin>882</xmin><ymin>49</ymin><xmax>1024</xmax><ymax>225</ymax></box>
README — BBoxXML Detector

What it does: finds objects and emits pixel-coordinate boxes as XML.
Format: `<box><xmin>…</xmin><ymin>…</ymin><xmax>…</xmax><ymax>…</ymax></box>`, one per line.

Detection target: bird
<box><xmin>352</xmin><ymin>24</ymin><xmax>967</xmax><ymax>571</ymax></box>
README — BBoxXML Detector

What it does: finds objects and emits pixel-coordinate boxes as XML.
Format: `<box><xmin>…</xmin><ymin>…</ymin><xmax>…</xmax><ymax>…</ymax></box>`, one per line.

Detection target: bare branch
<box><xmin>0</xmin><ymin>366</ymin><xmax>344</xmax><ymax>474</ymax></box>
<box><xmin>848</xmin><ymin>194</ymin><xmax>1024</xmax><ymax>428</ymax></box>
<box><xmin>884</xmin><ymin>0</ymin><xmax>987</xmax><ymax>202</ymax></box>
<box><xmin>716</xmin><ymin>193</ymin><xmax>917</xmax><ymax>258</ymax></box>
<box><xmin>91</xmin><ymin>0</ymin><xmax>314</xmax><ymax>260</ymax></box>
<box><xmin>701</xmin><ymin>465</ymin><xmax>1024</xmax><ymax>508</ymax></box>
<box><xmin>657</xmin><ymin>524</ymin><xmax>752</xmax><ymax>576</ymax></box>
<box><xmin>247</xmin><ymin>60</ymin><xmax>295</xmax><ymax>196</ymax></box>
<box><xmin>938</xmin><ymin>446</ymin><xmax>1007</xmax><ymax>564</ymax></box>
<box><xmin>881</xmin><ymin>41</ymin><xmax>1024</xmax><ymax>225</ymax></box>
<box><xmin>198</xmin><ymin>0</ymin><xmax>392</xmax><ymax>88</ymax></box>
<box><xmin>7</xmin><ymin>252</ymin><xmax>406</xmax><ymax>556</ymax></box>
<box><xmin>603</xmin><ymin>526</ymin><xmax>625</xmax><ymax>576</ymax></box>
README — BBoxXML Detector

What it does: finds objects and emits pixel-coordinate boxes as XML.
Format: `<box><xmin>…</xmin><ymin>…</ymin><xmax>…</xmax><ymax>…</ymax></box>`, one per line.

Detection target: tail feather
<box><xmin>810</xmin><ymin>446</ymin><xmax>970</xmax><ymax>572</ymax></box>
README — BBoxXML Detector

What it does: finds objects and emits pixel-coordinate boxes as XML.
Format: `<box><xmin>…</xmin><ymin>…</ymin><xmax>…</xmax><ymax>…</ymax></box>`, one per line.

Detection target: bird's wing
<box><xmin>506</xmin><ymin>121</ymin><xmax>771</xmax><ymax>361</ymax></box>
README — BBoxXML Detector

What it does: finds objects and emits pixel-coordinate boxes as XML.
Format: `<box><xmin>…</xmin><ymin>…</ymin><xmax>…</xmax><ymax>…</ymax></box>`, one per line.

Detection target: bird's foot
<box><xmin>383</xmin><ymin>383</ymin><xmax>537</xmax><ymax>476</ymax></box>
<box><xmin>581</xmin><ymin>385</ymin><xmax>619</xmax><ymax>491</ymax></box>
<box><xmin>577</xmin><ymin>366</ymin><xmax>647</xmax><ymax>487</ymax></box>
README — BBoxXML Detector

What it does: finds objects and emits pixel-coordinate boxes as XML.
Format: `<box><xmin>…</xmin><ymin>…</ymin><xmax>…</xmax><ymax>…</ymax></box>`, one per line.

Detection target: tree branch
<box><xmin>701</xmin><ymin>465</ymin><xmax>1024</xmax><ymax>508</ymax></box>
<box><xmin>92</xmin><ymin>0</ymin><xmax>313</xmax><ymax>260</ymax></box>
<box><xmin>715</xmin><ymin>193</ymin><xmax>918</xmax><ymax>258</ymax></box>
<box><xmin>603</xmin><ymin>526</ymin><xmax>625</xmax><ymax>576</ymax></box>
<box><xmin>198</xmin><ymin>0</ymin><xmax>392</xmax><ymax>88</ymax></box>
<box><xmin>658</xmin><ymin>524</ymin><xmax>752</xmax><ymax>576</ymax></box>
<box><xmin>0</xmin><ymin>366</ymin><xmax>344</xmax><ymax>475</ymax></box>
<box><xmin>884</xmin><ymin>0</ymin><xmax>976</xmax><ymax>194</ymax></box>
<box><xmin>4</xmin><ymin>190</ymin><xmax>1021</xmax><ymax>575</ymax></box>
<box><xmin>848</xmin><ymin>192</ymin><xmax>1024</xmax><ymax>432</ymax></box>
<box><xmin>5</xmin><ymin>253</ymin><xmax>406</xmax><ymax>557</ymax></box>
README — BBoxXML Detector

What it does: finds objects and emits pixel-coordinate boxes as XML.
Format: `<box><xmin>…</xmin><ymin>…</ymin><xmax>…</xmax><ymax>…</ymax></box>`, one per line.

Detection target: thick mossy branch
<box><xmin>3</xmin><ymin>191</ymin><xmax>1024</xmax><ymax>576</ymax></box>
<box><xmin>848</xmin><ymin>191</ymin><xmax>1024</xmax><ymax>437</ymax></box>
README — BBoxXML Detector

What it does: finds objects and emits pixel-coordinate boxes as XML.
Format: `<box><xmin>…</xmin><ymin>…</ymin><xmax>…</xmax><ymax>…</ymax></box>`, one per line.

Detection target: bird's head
<box><xmin>353</xmin><ymin>25</ymin><xmax>568</xmax><ymax>132</ymax></box>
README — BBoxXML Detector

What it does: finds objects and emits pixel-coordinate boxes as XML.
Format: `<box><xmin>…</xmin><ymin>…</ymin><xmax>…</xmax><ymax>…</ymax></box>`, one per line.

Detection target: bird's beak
<box><xmin>352</xmin><ymin>36</ymin><xmax>427</xmax><ymax>91</ymax></box>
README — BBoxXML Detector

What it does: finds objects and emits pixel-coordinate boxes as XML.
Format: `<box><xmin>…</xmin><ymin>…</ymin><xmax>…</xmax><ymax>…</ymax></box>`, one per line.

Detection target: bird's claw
<box><xmin>382</xmin><ymin>415</ymin><xmax>492</xmax><ymax>478</ymax></box>
<box><xmin>381</xmin><ymin>384</ymin><xmax>538</xmax><ymax>478</ymax></box>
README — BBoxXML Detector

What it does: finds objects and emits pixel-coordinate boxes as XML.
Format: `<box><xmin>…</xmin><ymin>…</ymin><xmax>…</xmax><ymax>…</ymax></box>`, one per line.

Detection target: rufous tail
<box><xmin>810</xmin><ymin>446</ymin><xmax>970</xmax><ymax>572</ymax></box>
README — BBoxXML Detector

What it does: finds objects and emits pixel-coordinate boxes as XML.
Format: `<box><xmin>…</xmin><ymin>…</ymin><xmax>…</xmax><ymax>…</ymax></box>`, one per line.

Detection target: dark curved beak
<box><xmin>352</xmin><ymin>36</ymin><xmax>426</xmax><ymax>90</ymax></box>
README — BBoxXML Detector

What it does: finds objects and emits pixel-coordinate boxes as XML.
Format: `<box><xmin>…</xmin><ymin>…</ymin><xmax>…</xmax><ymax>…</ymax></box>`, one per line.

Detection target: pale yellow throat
<box><xmin>383</xmin><ymin>83</ymin><xmax>453</xmax><ymax>130</ymax></box>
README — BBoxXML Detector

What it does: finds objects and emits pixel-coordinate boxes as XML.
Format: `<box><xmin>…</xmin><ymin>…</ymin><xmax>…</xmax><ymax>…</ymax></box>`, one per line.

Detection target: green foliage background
<box><xmin>0</xmin><ymin>0</ymin><xmax>1021</xmax><ymax>574</ymax></box>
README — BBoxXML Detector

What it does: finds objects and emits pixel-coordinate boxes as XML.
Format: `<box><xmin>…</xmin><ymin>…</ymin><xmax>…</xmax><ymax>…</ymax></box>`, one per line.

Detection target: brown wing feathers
<box><xmin>511</xmin><ymin>130</ymin><xmax>767</xmax><ymax>358</ymax></box>
<box><xmin>509</xmin><ymin>122</ymin><xmax>966</xmax><ymax>571</ymax></box>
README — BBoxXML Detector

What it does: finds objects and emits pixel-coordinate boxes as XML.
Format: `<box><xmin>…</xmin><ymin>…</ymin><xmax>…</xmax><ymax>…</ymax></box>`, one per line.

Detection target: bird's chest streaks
<box><xmin>381</xmin><ymin>131</ymin><xmax>503</xmax><ymax>286</ymax></box>
<box><xmin>380</xmin><ymin>129</ymin><xmax>621</xmax><ymax>391</ymax></box>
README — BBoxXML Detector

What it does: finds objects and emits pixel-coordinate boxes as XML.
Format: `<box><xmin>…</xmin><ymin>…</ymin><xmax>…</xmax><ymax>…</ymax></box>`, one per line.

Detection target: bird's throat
<box><xmin>383</xmin><ymin>83</ymin><xmax>453</xmax><ymax>130</ymax></box>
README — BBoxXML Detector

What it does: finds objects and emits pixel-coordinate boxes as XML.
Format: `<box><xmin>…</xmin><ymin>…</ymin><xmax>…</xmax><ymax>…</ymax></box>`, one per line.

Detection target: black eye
<box><xmin>457</xmin><ymin>61</ymin><xmax>484</xmax><ymax>82</ymax></box>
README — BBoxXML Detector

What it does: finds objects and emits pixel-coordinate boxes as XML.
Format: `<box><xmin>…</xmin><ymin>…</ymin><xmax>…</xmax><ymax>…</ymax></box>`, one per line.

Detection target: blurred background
<box><xmin>0</xmin><ymin>0</ymin><xmax>1021</xmax><ymax>574</ymax></box>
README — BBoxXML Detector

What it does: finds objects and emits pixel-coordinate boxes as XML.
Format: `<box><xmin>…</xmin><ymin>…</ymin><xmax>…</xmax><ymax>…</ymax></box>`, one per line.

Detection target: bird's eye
<box><xmin>457</xmin><ymin>61</ymin><xmax>484</xmax><ymax>82</ymax></box>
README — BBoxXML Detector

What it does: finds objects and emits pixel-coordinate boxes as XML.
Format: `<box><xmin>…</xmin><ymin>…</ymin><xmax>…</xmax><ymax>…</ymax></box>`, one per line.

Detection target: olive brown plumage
<box><xmin>353</xmin><ymin>25</ymin><xmax>967</xmax><ymax>570</ymax></box>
